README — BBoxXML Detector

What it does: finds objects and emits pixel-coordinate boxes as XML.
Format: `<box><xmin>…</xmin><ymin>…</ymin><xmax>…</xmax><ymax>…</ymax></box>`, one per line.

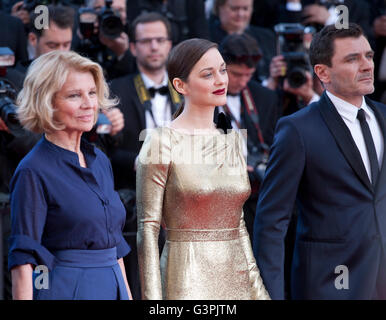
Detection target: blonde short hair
<box><xmin>17</xmin><ymin>50</ymin><xmax>118</xmax><ymax>133</ymax></box>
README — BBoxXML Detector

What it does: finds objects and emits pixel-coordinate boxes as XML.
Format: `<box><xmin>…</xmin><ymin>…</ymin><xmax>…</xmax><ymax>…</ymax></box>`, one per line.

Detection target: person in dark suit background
<box><xmin>108</xmin><ymin>12</ymin><xmax>181</xmax><ymax>300</ymax></box>
<box><xmin>253</xmin><ymin>23</ymin><xmax>386</xmax><ymax>299</ymax></box>
<box><xmin>126</xmin><ymin>0</ymin><xmax>209</xmax><ymax>45</ymax></box>
<box><xmin>0</xmin><ymin>11</ymin><xmax>28</xmax><ymax>65</ymax></box>
<box><xmin>216</xmin><ymin>33</ymin><xmax>280</xmax><ymax>240</ymax></box>
<box><xmin>209</xmin><ymin>0</ymin><xmax>276</xmax><ymax>82</ymax></box>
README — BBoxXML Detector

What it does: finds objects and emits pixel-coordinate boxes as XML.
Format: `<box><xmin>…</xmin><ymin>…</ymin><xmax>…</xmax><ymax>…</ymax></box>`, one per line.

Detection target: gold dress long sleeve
<box><xmin>136</xmin><ymin>127</ymin><xmax>270</xmax><ymax>300</ymax></box>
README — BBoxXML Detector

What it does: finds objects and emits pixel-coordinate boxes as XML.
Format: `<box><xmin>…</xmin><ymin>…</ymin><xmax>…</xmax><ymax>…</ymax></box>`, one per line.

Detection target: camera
<box><xmin>0</xmin><ymin>48</ymin><xmax>24</xmax><ymax>137</ymax></box>
<box><xmin>247</xmin><ymin>143</ymin><xmax>269</xmax><ymax>188</ymax></box>
<box><xmin>79</xmin><ymin>0</ymin><xmax>123</xmax><ymax>40</ymax></box>
<box><xmin>274</xmin><ymin>23</ymin><xmax>314</xmax><ymax>89</ymax></box>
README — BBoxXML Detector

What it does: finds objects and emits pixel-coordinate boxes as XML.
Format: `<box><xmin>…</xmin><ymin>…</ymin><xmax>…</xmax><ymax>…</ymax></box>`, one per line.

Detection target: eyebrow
<box><xmin>343</xmin><ymin>50</ymin><xmax>374</xmax><ymax>60</ymax></box>
<box><xmin>199</xmin><ymin>62</ymin><xmax>226</xmax><ymax>73</ymax></box>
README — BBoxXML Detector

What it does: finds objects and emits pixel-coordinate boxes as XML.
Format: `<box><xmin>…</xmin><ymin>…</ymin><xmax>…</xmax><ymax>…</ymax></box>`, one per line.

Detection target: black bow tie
<box><xmin>148</xmin><ymin>86</ymin><xmax>169</xmax><ymax>98</ymax></box>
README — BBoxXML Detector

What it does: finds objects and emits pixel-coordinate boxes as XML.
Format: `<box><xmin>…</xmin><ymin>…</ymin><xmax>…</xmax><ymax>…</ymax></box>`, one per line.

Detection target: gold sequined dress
<box><xmin>136</xmin><ymin>126</ymin><xmax>270</xmax><ymax>300</ymax></box>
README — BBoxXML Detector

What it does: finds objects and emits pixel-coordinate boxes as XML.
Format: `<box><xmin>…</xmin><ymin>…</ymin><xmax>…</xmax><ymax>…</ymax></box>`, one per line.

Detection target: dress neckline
<box><xmin>162</xmin><ymin>126</ymin><xmax>233</xmax><ymax>136</ymax></box>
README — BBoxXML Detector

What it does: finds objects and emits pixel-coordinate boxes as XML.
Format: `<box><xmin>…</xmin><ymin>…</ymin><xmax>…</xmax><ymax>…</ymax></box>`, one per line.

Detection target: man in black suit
<box><xmin>254</xmin><ymin>23</ymin><xmax>386</xmax><ymax>299</ymax></box>
<box><xmin>217</xmin><ymin>33</ymin><xmax>280</xmax><ymax>240</ymax></box>
<box><xmin>108</xmin><ymin>12</ymin><xmax>181</xmax><ymax>299</ymax></box>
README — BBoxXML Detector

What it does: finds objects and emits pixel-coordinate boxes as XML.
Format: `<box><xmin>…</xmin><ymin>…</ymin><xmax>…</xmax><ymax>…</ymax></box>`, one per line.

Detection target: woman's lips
<box><xmin>77</xmin><ymin>114</ymin><xmax>94</xmax><ymax>122</ymax></box>
<box><xmin>212</xmin><ymin>88</ymin><xmax>226</xmax><ymax>95</ymax></box>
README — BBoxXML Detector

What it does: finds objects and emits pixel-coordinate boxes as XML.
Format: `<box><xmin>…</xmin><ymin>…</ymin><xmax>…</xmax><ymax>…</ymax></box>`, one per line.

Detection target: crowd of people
<box><xmin>0</xmin><ymin>0</ymin><xmax>386</xmax><ymax>300</ymax></box>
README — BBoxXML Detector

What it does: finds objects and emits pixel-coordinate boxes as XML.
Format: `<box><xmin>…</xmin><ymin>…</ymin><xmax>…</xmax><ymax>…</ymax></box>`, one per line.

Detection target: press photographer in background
<box><xmin>216</xmin><ymin>33</ymin><xmax>280</xmax><ymax>240</ymax></box>
<box><xmin>13</xmin><ymin>4</ymin><xmax>125</xmax><ymax>151</ymax></box>
<box><xmin>265</xmin><ymin>23</ymin><xmax>321</xmax><ymax>116</ymax></box>
<box><xmin>0</xmin><ymin>48</ymin><xmax>41</xmax><ymax>300</ymax></box>
<box><xmin>74</xmin><ymin>0</ymin><xmax>136</xmax><ymax>80</ymax></box>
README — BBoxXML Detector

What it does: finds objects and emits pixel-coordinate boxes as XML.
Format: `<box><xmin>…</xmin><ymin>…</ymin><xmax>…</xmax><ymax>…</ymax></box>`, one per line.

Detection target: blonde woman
<box><xmin>8</xmin><ymin>50</ymin><xmax>132</xmax><ymax>300</ymax></box>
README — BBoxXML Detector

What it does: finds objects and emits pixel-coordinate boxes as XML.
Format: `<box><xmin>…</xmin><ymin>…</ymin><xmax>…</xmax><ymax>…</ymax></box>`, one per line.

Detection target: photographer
<box><xmin>217</xmin><ymin>33</ymin><xmax>280</xmax><ymax>240</ymax></box>
<box><xmin>74</xmin><ymin>0</ymin><xmax>136</xmax><ymax>80</ymax></box>
<box><xmin>265</xmin><ymin>23</ymin><xmax>321</xmax><ymax>116</ymax></box>
<box><xmin>15</xmin><ymin>4</ymin><xmax>75</xmax><ymax>73</ymax></box>
<box><xmin>279</xmin><ymin>0</ymin><xmax>373</xmax><ymax>37</ymax></box>
<box><xmin>0</xmin><ymin>49</ymin><xmax>41</xmax><ymax>300</ymax></box>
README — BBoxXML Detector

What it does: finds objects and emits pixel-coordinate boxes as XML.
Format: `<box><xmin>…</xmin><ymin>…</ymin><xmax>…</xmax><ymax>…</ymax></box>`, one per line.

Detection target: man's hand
<box><xmin>303</xmin><ymin>4</ymin><xmax>330</xmax><ymax>25</ymax></box>
<box><xmin>11</xmin><ymin>1</ymin><xmax>30</xmax><ymax>25</ymax></box>
<box><xmin>103</xmin><ymin>107</ymin><xmax>124</xmax><ymax>136</ymax></box>
<box><xmin>374</xmin><ymin>15</ymin><xmax>386</xmax><ymax>38</ymax></box>
<box><xmin>99</xmin><ymin>32</ymin><xmax>129</xmax><ymax>58</ymax></box>
<box><xmin>266</xmin><ymin>55</ymin><xmax>287</xmax><ymax>90</ymax></box>
<box><xmin>283</xmin><ymin>71</ymin><xmax>316</xmax><ymax>105</ymax></box>
<box><xmin>0</xmin><ymin>118</ymin><xmax>10</xmax><ymax>133</ymax></box>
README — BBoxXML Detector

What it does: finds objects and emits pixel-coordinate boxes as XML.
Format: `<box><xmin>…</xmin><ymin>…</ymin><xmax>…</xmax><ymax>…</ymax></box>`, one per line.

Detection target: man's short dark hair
<box><xmin>129</xmin><ymin>12</ymin><xmax>172</xmax><ymax>42</ymax></box>
<box><xmin>219</xmin><ymin>33</ymin><xmax>262</xmax><ymax>68</ymax></box>
<box><xmin>309</xmin><ymin>23</ymin><xmax>364</xmax><ymax>68</ymax></box>
<box><xmin>29</xmin><ymin>5</ymin><xmax>75</xmax><ymax>38</ymax></box>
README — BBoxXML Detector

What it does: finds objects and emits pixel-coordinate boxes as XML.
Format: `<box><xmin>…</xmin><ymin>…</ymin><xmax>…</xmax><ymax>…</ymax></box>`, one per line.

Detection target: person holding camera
<box><xmin>9</xmin><ymin>50</ymin><xmax>132</xmax><ymax>300</ymax></box>
<box><xmin>216</xmin><ymin>33</ymin><xmax>280</xmax><ymax>240</ymax></box>
<box><xmin>280</xmin><ymin>0</ymin><xmax>373</xmax><ymax>37</ymax></box>
<box><xmin>254</xmin><ymin>23</ymin><xmax>386</xmax><ymax>300</ymax></box>
<box><xmin>74</xmin><ymin>0</ymin><xmax>136</xmax><ymax>80</ymax></box>
<box><xmin>264</xmin><ymin>23</ymin><xmax>321</xmax><ymax>116</ymax></box>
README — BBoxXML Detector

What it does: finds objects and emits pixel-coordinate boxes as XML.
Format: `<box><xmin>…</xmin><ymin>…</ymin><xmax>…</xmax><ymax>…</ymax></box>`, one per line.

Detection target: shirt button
<box><xmin>109</xmin><ymin>227</ymin><xmax>113</xmax><ymax>233</ymax></box>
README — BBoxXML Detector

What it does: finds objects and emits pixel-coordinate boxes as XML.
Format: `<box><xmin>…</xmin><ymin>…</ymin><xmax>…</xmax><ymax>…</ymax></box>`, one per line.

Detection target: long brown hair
<box><xmin>166</xmin><ymin>38</ymin><xmax>218</xmax><ymax>119</ymax></box>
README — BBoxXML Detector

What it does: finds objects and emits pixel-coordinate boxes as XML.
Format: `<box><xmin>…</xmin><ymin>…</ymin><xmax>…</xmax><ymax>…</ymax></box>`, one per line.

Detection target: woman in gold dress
<box><xmin>136</xmin><ymin>38</ymin><xmax>270</xmax><ymax>300</ymax></box>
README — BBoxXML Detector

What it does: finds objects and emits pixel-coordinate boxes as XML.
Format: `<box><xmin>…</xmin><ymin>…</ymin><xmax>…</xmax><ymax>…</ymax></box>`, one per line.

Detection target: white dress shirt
<box><xmin>141</xmin><ymin>72</ymin><xmax>171</xmax><ymax>129</ymax></box>
<box><xmin>326</xmin><ymin>90</ymin><xmax>384</xmax><ymax>183</ymax></box>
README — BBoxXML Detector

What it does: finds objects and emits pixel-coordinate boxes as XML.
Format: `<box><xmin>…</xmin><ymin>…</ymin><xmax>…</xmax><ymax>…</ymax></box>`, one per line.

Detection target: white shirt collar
<box><xmin>141</xmin><ymin>71</ymin><xmax>168</xmax><ymax>89</ymax></box>
<box><xmin>326</xmin><ymin>90</ymin><xmax>372</xmax><ymax>123</ymax></box>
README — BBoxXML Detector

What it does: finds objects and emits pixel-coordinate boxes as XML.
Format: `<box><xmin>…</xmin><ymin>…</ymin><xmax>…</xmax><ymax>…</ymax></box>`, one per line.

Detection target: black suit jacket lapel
<box><xmin>365</xmin><ymin>97</ymin><xmax>386</xmax><ymax>193</ymax></box>
<box><xmin>318</xmin><ymin>91</ymin><xmax>373</xmax><ymax>192</ymax></box>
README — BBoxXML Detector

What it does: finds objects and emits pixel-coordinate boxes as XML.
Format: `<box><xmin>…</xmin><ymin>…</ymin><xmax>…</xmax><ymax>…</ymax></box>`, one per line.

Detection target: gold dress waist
<box><xmin>166</xmin><ymin>228</ymin><xmax>239</xmax><ymax>242</ymax></box>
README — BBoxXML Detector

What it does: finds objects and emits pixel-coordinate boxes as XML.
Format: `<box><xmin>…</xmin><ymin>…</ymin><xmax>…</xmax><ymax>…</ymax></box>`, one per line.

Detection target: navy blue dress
<box><xmin>8</xmin><ymin>135</ymin><xmax>130</xmax><ymax>300</ymax></box>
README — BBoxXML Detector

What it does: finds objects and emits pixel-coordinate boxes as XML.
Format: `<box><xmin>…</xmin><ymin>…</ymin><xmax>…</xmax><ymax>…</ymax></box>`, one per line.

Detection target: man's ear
<box><xmin>172</xmin><ymin>78</ymin><xmax>187</xmax><ymax>95</ymax></box>
<box><xmin>28</xmin><ymin>32</ymin><xmax>38</xmax><ymax>48</ymax></box>
<box><xmin>129</xmin><ymin>42</ymin><xmax>137</xmax><ymax>57</ymax></box>
<box><xmin>314</xmin><ymin>64</ymin><xmax>330</xmax><ymax>85</ymax></box>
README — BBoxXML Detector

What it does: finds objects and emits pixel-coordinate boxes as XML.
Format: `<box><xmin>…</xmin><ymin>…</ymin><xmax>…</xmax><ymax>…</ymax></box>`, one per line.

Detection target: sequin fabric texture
<box><xmin>136</xmin><ymin>127</ymin><xmax>270</xmax><ymax>300</ymax></box>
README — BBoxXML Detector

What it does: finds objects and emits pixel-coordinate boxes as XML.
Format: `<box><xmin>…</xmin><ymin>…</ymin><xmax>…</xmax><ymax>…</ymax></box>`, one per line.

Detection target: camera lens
<box><xmin>0</xmin><ymin>97</ymin><xmax>18</xmax><ymax>126</ymax></box>
<box><xmin>287</xmin><ymin>67</ymin><xmax>307</xmax><ymax>89</ymax></box>
<box><xmin>100</xmin><ymin>13</ymin><xmax>123</xmax><ymax>39</ymax></box>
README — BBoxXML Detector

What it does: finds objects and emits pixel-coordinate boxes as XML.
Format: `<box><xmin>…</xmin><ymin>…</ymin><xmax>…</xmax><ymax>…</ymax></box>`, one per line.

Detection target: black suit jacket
<box><xmin>254</xmin><ymin>91</ymin><xmax>386</xmax><ymax>299</ymax></box>
<box><xmin>108</xmin><ymin>73</ymin><xmax>180</xmax><ymax>190</ymax></box>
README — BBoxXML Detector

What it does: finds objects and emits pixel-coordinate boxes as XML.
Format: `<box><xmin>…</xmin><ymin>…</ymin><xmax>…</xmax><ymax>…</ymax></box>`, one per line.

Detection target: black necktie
<box><xmin>357</xmin><ymin>109</ymin><xmax>379</xmax><ymax>186</ymax></box>
<box><xmin>148</xmin><ymin>86</ymin><xmax>169</xmax><ymax>98</ymax></box>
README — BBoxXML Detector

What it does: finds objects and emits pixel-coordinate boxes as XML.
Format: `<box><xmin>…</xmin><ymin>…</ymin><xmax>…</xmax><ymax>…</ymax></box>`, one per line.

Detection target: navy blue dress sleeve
<box><xmin>8</xmin><ymin>168</ymin><xmax>56</xmax><ymax>270</ymax></box>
